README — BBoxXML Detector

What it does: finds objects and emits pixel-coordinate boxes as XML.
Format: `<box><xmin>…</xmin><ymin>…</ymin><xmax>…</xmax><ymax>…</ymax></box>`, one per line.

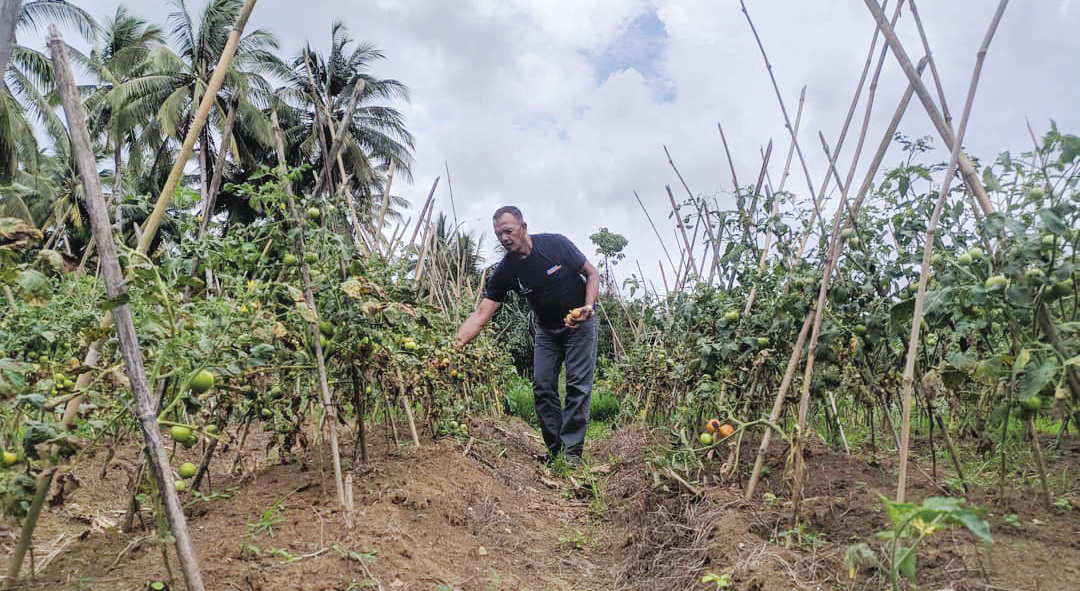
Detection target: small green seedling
<box><xmin>874</xmin><ymin>495</ymin><xmax>992</xmax><ymax>591</ymax></box>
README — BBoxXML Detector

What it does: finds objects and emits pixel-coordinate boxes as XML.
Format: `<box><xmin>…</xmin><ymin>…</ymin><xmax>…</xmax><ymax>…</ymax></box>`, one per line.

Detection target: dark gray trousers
<box><xmin>533</xmin><ymin>315</ymin><xmax>598</xmax><ymax>458</ymax></box>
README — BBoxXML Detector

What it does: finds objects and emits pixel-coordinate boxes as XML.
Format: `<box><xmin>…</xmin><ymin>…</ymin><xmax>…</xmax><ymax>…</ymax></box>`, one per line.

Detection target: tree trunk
<box><xmin>0</xmin><ymin>0</ymin><xmax>20</xmax><ymax>74</ymax></box>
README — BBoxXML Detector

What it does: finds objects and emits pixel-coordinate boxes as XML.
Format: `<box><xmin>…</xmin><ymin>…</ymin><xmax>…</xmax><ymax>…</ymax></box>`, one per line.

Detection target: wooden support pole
<box><xmin>47</xmin><ymin>28</ymin><xmax>207</xmax><ymax>591</ymax></box>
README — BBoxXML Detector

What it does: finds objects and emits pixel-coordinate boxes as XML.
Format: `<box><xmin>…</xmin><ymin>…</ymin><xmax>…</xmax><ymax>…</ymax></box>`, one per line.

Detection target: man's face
<box><xmin>493</xmin><ymin>213</ymin><xmax>528</xmax><ymax>255</ymax></box>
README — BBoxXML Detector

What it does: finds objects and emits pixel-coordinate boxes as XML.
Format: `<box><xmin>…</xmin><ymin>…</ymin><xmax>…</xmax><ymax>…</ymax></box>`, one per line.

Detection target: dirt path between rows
<box><xmin>3</xmin><ymin>416</ymin><xmax>1080</xmax><ymax>591</ymax></box>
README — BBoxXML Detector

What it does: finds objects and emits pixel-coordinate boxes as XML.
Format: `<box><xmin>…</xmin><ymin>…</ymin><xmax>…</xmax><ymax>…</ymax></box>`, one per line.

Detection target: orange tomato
<box><xmin>717</xmin><ymin>423</ymin><xmax>735</xmax><ymax>438</ymax></box>
<box><xmin>704</xmin><ymin>418</ymin><xmax>722</xmax><ymax>433</ymax></box>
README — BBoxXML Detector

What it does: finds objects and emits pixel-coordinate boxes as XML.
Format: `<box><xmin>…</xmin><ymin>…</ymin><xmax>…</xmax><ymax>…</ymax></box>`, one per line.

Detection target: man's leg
<box><xmin>533</xmin><ymin>326</ymin><xmax>566</xmax><ymax>459</ymax></box>
<box><xmin>561</xmin><ymin>315</ymin><xmax>598</xmax><ymax>460</ymax></box>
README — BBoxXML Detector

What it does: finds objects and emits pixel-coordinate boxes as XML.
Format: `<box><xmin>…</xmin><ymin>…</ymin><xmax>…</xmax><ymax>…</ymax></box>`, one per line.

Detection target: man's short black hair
<box><xmin>493</xmin><ymin>206</ymin><xmax>523</xmax><ymax>222</ymax></box>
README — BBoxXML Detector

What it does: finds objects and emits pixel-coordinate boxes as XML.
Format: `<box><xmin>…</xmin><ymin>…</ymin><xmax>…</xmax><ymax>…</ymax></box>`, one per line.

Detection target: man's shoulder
<box><xmin>533</xmin><ymin>233</ymin><xmax>574</xmax><ymax>246</ymax></box>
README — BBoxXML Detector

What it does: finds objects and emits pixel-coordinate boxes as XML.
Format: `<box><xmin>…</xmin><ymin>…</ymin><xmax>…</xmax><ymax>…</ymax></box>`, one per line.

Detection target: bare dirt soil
<box><xmin>2</xmin><ymin>417</ymin><xmax>1079</xmax><ymax>591</ymax></box>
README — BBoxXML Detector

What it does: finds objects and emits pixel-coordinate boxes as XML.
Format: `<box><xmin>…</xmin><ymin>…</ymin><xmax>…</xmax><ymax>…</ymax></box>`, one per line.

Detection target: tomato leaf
<box><xmin>1017</xmin><ymin>362</ymin><xmax>1057</xmax><ymax>399</ymax></box>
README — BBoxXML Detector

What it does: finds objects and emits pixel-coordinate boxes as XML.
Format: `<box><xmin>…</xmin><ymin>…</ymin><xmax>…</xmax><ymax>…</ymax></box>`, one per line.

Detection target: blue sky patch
<box><xmin>587</xmin><ymin>9</ymin><xmax>674</xmax><ymax>102</ymax></box>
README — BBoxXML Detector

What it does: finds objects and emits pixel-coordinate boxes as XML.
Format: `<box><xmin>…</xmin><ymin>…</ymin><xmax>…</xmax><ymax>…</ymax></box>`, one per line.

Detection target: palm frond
<box><xmin>17</xmin><ymin>0</ymin><xmax>98</xmax><ymax>41</ymax></box>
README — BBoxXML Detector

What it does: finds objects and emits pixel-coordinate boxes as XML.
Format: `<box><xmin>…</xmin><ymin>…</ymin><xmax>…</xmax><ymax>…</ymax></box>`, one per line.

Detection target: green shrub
<box><xmin>590</xmin><ymin>391</ymin><xmax>620</xmax><ymax>422</ymax></box>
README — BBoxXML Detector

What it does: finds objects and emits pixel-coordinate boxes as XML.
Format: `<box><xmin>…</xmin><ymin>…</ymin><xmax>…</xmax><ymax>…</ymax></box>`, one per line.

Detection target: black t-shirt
<box><xmin>485</xmin><ymin>233</ymin><xmax>588</xmax><ymax>329</ymax></box>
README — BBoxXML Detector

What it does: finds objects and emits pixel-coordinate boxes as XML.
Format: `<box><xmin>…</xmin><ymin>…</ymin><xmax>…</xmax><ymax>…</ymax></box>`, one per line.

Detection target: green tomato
<box><xmin>840</xmin><ymin>228</ymin><xmax>855</xmax><ymax>239</ymax></box>
<box><xmin>854</xmin><ymin>324</ymin><xmax>867</xmax><ymax>336</ymax></box>
<box><xmin>178</xmin><ymin>462</ymin><xmax>197</xmax><ymax>478</ymax></box>
<box><xmin>723</xmin><ymin>310</ymin><xmax>740</xmax><ymax>321</ymax></box>
<box><xmin>699</xmin><ymin>432</ymin><xmax>713</xmax><ymax>446</ymax></box>
<box><xmin>283</xmin><ymin>253</ymin><xmax>298</xmax><ymax>266</ymax></box>
<box><xmin>307</xmin><ymin>207</ymin><xmax>322</xmax><ymax>220</ymax></box>
<box><xmin>957</xmin><ymin>252</ymin><xmax>973</xmax><ymax>266</ymax></box>
<box><xmin>984</xmin><ymin>275</ymin><xmax>1008</xmax><ymax>291</ymax></box>
<box><xmin>756</xmin><ymin>337</ymin><xmax>769</xmax><ymax>347</ymax></box>
<box><xmin>175</xmin><ymin>479</ymin><xmax>187</xmax><ymax>492</ymax></box>
<box><xmin>1024</xmin><ymin>267</ymin><xmax>1046</xmax><ymax>284</ymax></box>
<box><xmin>966</xmin><ymin>246</ymin><xmax>984</xmax><ymax>260</ymax></box>
<box><xmin>169</xmin><ymin>425</ymin><xmax>192</xmax><ymax>442</ymax></box>
<box><xmin>189</xmin><ymin>369</ymin><xmax>215</xmax><ymax>393</ymax></box>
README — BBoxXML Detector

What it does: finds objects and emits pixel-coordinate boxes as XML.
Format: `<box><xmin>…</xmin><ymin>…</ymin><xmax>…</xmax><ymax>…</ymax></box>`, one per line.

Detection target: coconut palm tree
<box><xmin>107</xmin><ymin>0</ymin><xmax>280</xmax><ymax>201</ymax></box>
<box><xmin>273</xmin><ymin>21</ymin><xmax>414</xmax><ymax>211</ymax></box>
<box><xmin>0</xmin><ymin>0</ymin><xmax>95</xmax><ymax>183</ymax></box>
<box><xmin>81</xmin><ymin>5</ymin><xmax>166</xmax><ymax>200</ymax></box>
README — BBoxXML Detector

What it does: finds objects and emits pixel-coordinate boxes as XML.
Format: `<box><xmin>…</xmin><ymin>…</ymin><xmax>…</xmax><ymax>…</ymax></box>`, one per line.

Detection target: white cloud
<box><xmin>29</xmin><ymin>0</ymin><xmax>1080</xmax><ymax>290</ymax></box>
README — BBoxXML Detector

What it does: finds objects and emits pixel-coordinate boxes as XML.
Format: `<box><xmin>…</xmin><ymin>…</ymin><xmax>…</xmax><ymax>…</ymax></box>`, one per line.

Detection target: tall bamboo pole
<box><xmin>863</xmin><ymin>0</ymin><xmax>995</xmax><ymax>217</ymax></box>
<box><xmin>745</xmin><ymin>311</ymin><xmax>813</xmax><ymax>500</ymax></box>
<box><xmin>197</xmin><ymin>90</ymin><xmax>240</xmax><ymax>237</ymax></box>
<box><xmin>269</xmin><ymin>112</ymin><xmax>346</xmax><ymax>506</ymax></box>
<box><xmin>789</xmin><ymin>56</ymin><xmax>929</xmax><ymax>517</ymax></box>
<box><xmin>635</xmin><ymin>191</ymin><xmax>678</xmax><ymax>277</ymax></box>
<box><xmin>908</xmin><ymin>0</ymin><xmax>952</xmax><ymax>128</ymax></box>
<box><xmin>405</xmin><ymin>178</ymin><xmax>440</xmax><ymax>253</ymax></box>
<box><xmin>893</xmin><ymin>0</ymin><xmax>1009</xmax><ymax>502</ymax></box>
<box><xmin>743</xmin><ymin>89</ymin><xmax>807</xmax><ymax>317</ymax></box>
<box><xmin>311</xmin><ymin>78</ymin><xmax>366</xmax><ymax>199</ymax></box>
<box><xmin>665</xmin><ymin>146</ymin><xmax>719</xmax><ymax>284</ymax></box>
<box><xmin>666</xmin><ymin>185</ymin><xmax>697</xmax><ymax>285</ymax></box>
<box><xmin>739</xmin><ymin>0</ymin><xmax>816</xmax><ymax>201</ymax></box>
<box><xmin>45</xmin><ymin>29</ymin><xmax>207</xmax><ymax>591</ymax></box>
<box><xmin>794</xmin><ymin>0</ymin><xmax>905</xmax><ymax>263</ymax></box>
<box><xmin>717</xmin><ymin>123</ymin><xmax>741</xmax><ymax>193</ymax></box>
<box><xmin>137</xmin><ymin>0</ymin><xmax>257</xmax><ymax>255</ymax></box>
<box><xmin>375</xmin><ymin>160</ymin><xmax>396</xmax><ymax>253</ymax></box>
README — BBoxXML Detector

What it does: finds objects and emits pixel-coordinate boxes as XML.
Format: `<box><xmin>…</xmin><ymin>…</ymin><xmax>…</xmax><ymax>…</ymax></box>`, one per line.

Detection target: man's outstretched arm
<box><xmin>455</xmin><ymin>298</ymin><xmax>501</xmax><ymax>348</ymax></box>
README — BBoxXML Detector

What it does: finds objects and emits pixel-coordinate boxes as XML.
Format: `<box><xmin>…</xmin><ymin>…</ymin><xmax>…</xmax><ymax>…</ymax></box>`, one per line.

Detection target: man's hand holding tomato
<box><xmin>563</xmin><ymin>303</ymin><xmax>595</xmax><ymax>329</ymax></box>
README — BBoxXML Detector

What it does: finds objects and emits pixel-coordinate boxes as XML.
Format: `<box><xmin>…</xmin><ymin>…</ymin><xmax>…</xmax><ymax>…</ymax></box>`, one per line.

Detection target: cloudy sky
<box><xmin>24</xmin><ymin>0</ymin><xmax>1080</xmax><ymax>293</ymax></box>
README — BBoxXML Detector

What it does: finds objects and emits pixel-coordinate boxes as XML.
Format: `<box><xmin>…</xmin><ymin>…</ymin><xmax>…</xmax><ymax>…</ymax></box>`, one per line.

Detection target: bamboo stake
<box><xmin>386</xmin><ymin>216</ymin><xmax>406</xmax><ymax>256</ymax></box>
<box><xmin>666</xmin><ymin>185</ymin><xmax>697</xmax><ymax>283</ymax></box>
<box><xmin>137</xmin><ymin>0</ymin><xmax>256</xmax><ymax>254</ymax></box>
<box><xmin>739</xmin><ymin>0</ymin><xmax>816</xmax><ymax>200</ymax></box>
<box><xmin>790</xmin><ymin>55</ymin><xmax>929</xmax><ymax>518</ymax></box>
<box><xmin>271</xmin><ymin>111</ymin><xmax>346</xmax><ymax>507</ymax></box>
<box><xmin>744</xmin><ymin>311</ymin><xmax>813</xmax><ymax>500</ymax></box>
<box><xmin>395</xmin><ymin>368</ymin><xmax>422</xmax><ymax>446</ymax></box>
<box><xmin>794</xmin><ymin>0</ymin><xmax>905</xmax><ymax>262</ymax></box>
<box><xmin>665</xmin><ymin>146</ymin><xmax>719</xmax><ymax>284</ymax></box>
<box><xmin>743</xmin><ymin>88</ymin><xmax>807</xmax><ymax>317</ymax></box>
<box><xmin>717</xmin><ymin>123</ymin><xmax>741</xmax><ymax>193</ymax></box>
<box><xmin>744</xmin><ymin>140</ymin><xmax>773</xmax><ymax>241</ymax></box>
<box><xmin>312</xmin><ymin>77</ymin><xmax>366</xmax><ymax>199</ymax></box>
<box><xmin>3</xmin><ymin>468</ymin><xmax>52</xmax><ymax>586</ymax></box>
<box><xmin>895</xmin><ymin>0</ymin><xmax>1009</xmax><ymax>502</ymax></box>
<box><xmin>197</xmin><ymin>90</ymin><xmax>240</xmax><ymax>237</ymax></box>
<box><xmin>405</xmin><ymin>178</ymin><xmax>440</xmax><ymax>253</ymax></box>
<box><xmin>375</xmin><ymin>160</ymin><xmax>396</xmax><ymax>253</ymax></box>
<box><xmin>45</xmin><ymin>29</ymin><xmax>207</xmax><ymax>591</ymax></box>
<box><xmin>635</xmin><ymin>191</ymin><xmax>678</xmax><ymax>277</ymax></box>
<box><xmin>908</xmin><ymin>0</ymin><xmax>952</xmax><ymax>128</ymax></box>
<box><xmin>862</xmin><ymin>0</ymin><xmax>995</xmax><ymax>217</ymax></box>
<box><xmin>413</xmin><ymin>193</ymin><xmax>438</xmax><ymax>284</ymax></box>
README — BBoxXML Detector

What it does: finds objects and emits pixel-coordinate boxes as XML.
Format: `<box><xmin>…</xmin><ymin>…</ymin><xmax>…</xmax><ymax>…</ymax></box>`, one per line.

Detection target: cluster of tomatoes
<box><xmin>698</xmin><ymin>418</ymin><xmax>735</xmax><ymax>446</ymax></box>
<box><xmin>563</xmin><ymin>306</ymin><xmax>590</xmax><ymax>327</ymax></box>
